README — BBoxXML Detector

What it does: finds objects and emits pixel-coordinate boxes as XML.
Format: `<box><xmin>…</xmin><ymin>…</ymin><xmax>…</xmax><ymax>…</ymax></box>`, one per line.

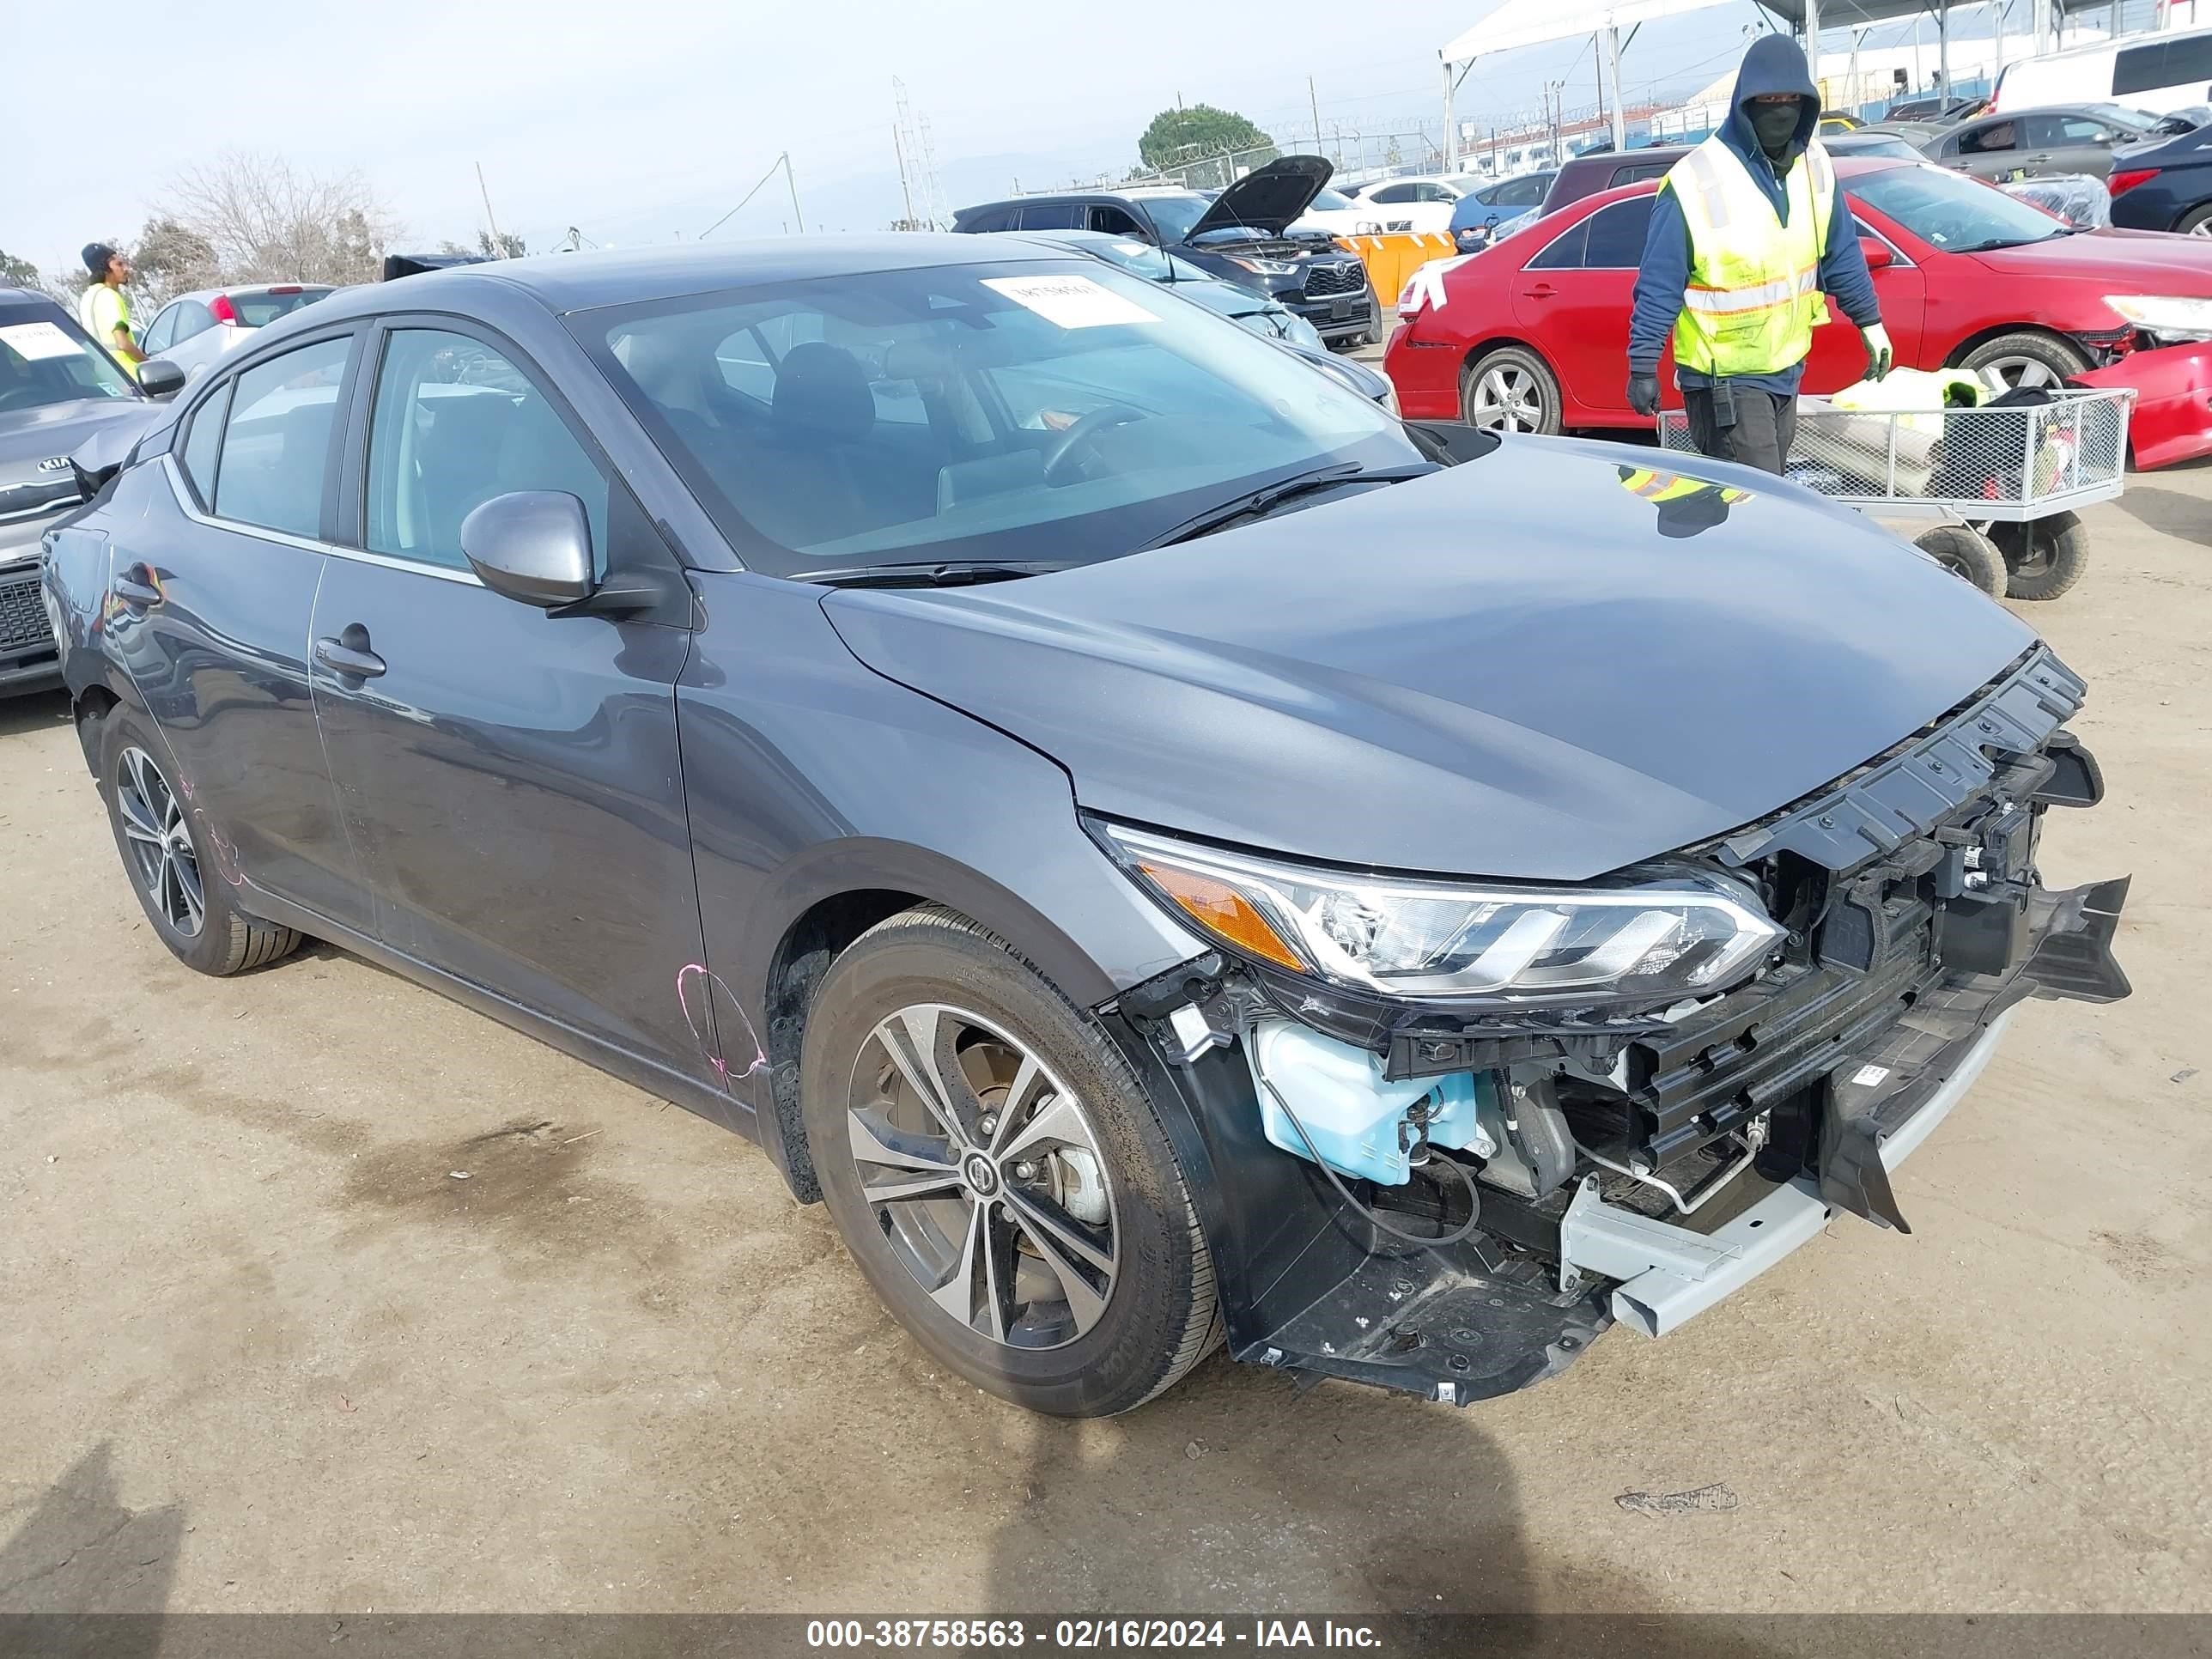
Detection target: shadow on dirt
<box><xmin>0</xmin><ymin>1442</ymin><xmax>180</xmax><ymax>1648</ymax></box>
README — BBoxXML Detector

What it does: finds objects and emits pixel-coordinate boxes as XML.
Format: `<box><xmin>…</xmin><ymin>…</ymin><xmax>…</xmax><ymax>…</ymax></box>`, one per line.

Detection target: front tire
<box><xmin>800</xmin><ymin>906</ymin><xmax>1220</xmax><ymax>1417</ymax></box>
<box><xmin>98</xmin><ymin>707</ymin><xmax>301</xmax><ymax>976</ymax></box>
<box><xmin>1462</xmin><ymin>345</ymin><xmax>1562</xmax><ymax>434</ymax></box>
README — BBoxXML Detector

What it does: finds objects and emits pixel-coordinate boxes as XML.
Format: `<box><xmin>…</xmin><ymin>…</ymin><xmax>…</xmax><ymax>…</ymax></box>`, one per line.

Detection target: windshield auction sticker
<box><xmin>0</xmin><ymin>321</ymin><xmax>85</xmax><ymax>362</ymax></box>
<box><xmin>981</xmin><ymin>275</ymin><xmax>1160</xmax><ymax>329</ymax></box>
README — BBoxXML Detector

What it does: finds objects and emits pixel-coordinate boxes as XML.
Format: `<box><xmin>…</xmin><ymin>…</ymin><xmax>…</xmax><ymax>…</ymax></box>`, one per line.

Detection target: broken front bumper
<box><xmin>1119</xmin><ymin>870</ymin><xmax>2129</xmax><ymax>1409</ymax></box>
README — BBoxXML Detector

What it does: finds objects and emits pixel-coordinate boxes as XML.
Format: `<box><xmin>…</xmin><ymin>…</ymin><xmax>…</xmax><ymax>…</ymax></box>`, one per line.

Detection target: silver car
<box><xmin>137</xmin><ymin>283</ymin><xmax>336</xmax><ymax>381</ymax></box>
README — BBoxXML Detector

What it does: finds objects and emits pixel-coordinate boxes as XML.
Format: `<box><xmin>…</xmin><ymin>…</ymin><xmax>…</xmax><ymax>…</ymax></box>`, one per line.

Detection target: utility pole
<box><xmin>475</xmin><ymin>162</ymin><xmax>507</xmax><ymax>256</ymax></box>
<box><xmin>893</xmin><ymin>122</ymin><xmax>915</xmax><ymax>228</ymax></box>
<box><xmin>1606</xmin><ymin>26</ymin><xmax>1626</xmax><ymax>153</ymax></box>
<box><xmin>1310</xmin><ymin>76</ymin><xmax>1322</xmax><ymax>155</ymax></box>
<box><xmin>783</xmin><ymin>152</ymin><xmax>806</xmax><ymax>235</ymax></box>
<box><xmin>1441</xmin><ymin>58</ymin><xmax>1456</xmax><ymax>172</ymax></box>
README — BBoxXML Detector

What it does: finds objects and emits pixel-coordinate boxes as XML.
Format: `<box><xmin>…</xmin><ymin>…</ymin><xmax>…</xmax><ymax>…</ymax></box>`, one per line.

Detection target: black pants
<box><xmin>1683</xmin><ymin>384</ymin><xmax>1796</xmax><ymax>476</ymax></box>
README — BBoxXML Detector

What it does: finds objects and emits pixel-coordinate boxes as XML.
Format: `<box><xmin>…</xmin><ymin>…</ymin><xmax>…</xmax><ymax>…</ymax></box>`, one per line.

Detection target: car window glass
<box><xmin>1499</xmin><ymin>175</ymin><xmax>1546</xmax><ymax>206</ymax></box>
<box><xmin>1613</xmin><ymin>162</ymin><xmax>1672</xmax><ymax>186</ymax></box>
<box><xmin>587</xmin><ymin>259</ymin><xmax>1410</xmax><ymax>576</ymax></box>
<box><xmin>177</xmin><ymin>379</ymin><xmax>231</xmax><ymax>508</ymax></box>
<box><xmin>1960</xmin><ymin>120</ymin><xmax>2016</xmax><ymax>154</ymax></box>
<box><xmin>2113</xmin><ymin>42</ymin><xmax>2168</xmax><ymax>97</ymax></box>
<box><xmin>2055</xmin><ymin>114</ymin><xmax>2115</xmax><ymax>143</ymax></box>
<box><xmin>143</xmin><ymin>307</ymin><xmax>178</xmax><ymax>354</ymax></box>
<box><xmin>171</xmin><ymin>301</ymin><xmax>217</xmax><ymax>344</ymax></box>
<box><xmin>1582</xmin><ymin>198</ymin><xmax>1655</xmax><ymax>267</ymax></box>
<box><xmin>2168</xmin><ymin>36</ymin><xmax>2212</xmax><ymax>85</ymax></box>
<box><xmin>960</xmin><ymin>206</ymin><xmax>1016</xmax><ymax>233</ymax></box>
<box><xmin>1018</xmin><ymin>204</ymin><xmax>1086</xmax><ymax>229</ymax></box>
<box><xmin>365</xmin><ymin>328</ymin><xmax>609</xmax><ymax>574</ymax></box>
<box><xmin>1525</xmin><ymin>217</ymin><xmax>1589</xmax><ymax>270</ymax></box>
<box><xmin>211</xmin><ymin>335</ymin><xmax>350</xmax><ymax>538</ymax></box>
<box><xmin>1090</xmin><ymin>205</ymin><xmax>1146</xmax><ymax>235</ymax></box>
<box><xmin>1371</xmin><ymin>184</ymin><xmax>1415</xmax><ymax>204</ymax></box>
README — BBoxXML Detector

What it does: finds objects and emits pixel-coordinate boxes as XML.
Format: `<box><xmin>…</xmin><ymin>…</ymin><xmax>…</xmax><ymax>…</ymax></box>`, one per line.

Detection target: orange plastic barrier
<box><xmin>1334</xmin><ymin>232</ymin><xmax>1460</xmax><ymax>312</ymax></box>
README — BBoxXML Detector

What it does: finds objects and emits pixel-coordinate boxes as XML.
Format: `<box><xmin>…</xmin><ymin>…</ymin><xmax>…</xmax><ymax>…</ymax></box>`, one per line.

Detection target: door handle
<box><xmin>113</xmin><ymin>563</ymin><xmax>161</xmax><ymax>609</ymax></box>
<box><xmin>1522</xmin><ymin>283</ymin><xmax>1556</xmax><ymax>299</ymax></box>
<box><xmin>314</xmin><ymin>623</ymin><xmax>386</xmax><ymax>680</ymax></box>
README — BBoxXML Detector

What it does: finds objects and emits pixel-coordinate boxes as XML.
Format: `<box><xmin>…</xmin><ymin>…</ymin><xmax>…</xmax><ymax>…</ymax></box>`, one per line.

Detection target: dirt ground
<box><xmin>3</xmin><ymin>462</ymin><xmax>2209</xmax><ymax>1622</ymax></box>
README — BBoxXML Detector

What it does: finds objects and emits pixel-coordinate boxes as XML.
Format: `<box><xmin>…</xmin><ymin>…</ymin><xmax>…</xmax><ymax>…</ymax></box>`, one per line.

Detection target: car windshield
<box><xmin>1851</xmin><ymin>163</ymin><xmax>2073</xmax><ymax>251</ymax></box>
<box><xmin>581</xmin><ymin>258</ymin><xmax>1421</xmax><ymax>577</ymax></box>
<box><xmin>0</xmin><ymin>305</ymin><xmax>137</xmax><ymax>412</ymax></box>
<box><xmin>1308</xmin><ymin>188</ymin><xmax>1357</xmax><ymax>211</ymax></box>
<box><xmin>1135</xmin><ymin>194</ymin><xmax>1212</xmax><ymax>243</ymax></box>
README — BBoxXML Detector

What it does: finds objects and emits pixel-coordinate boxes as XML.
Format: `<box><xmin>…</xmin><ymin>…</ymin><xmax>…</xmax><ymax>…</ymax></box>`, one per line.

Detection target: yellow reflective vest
<box><xmin>77</xmin><ymin>283</ymin><xmax>137</xmax><ymax>380</ymax></box>
<box><xmin>1662</xmin><ymin>135</ymin><xmax>1835</xmax><ymax>379</ymax></box>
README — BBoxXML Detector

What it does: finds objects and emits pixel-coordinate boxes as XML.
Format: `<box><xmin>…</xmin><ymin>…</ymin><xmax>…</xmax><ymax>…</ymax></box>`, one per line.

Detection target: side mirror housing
<box><xmin>137</xmin><ymin>359</ymin><xmax>187</xmax><ymax>400</ymax></box>
<box><xmin>1860</xmin><ymin>236</ymin><xmax>1895</xmax><ymax>270</ymax></box>
<box><xmin>459</xmin><ymin>491</ymin><xmax>595</xmax><ymax>608</ymax></box>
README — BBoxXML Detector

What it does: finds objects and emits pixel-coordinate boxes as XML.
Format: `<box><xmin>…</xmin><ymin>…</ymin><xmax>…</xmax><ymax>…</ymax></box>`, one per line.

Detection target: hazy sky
<box><xmin>7</xmin><ymin>0</ymin><xmax>1962</xmax><ymax>275</ymax></box>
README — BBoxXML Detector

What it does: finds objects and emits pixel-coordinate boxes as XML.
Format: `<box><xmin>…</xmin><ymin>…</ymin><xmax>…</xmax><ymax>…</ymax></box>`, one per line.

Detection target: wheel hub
<box><xmin>961</xmin><ymin>1151</ymin><xmax>1000</xmax><ymax>1199</ymax></box>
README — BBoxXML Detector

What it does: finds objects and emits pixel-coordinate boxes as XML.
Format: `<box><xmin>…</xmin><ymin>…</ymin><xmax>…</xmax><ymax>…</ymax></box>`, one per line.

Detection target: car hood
<box><xmin>0</xmin><ymin>396</ymin><xmax>155</xmax><ymax>488</ymax></box>
<box><xmin>1971</xmin><ymin>227</ymin><xmax>2212</xmax><ymax>287</ymax></box>
<box><xmin>823</xmin><ymin>435</ymin><xmax>2038</xmax><ymax>882</ymax></box>
<box><xmin>1187</xmin><ymin>155</ymin><xmax>1334</xmax><ymax>239</ymax></box>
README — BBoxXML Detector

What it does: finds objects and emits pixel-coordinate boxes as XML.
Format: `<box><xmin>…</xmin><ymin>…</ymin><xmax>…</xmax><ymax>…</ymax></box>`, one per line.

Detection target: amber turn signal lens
<box><xmin>1139</xmin><ymin>862</ymin><xmax>1306</xmax><ymax>972</ymax></box>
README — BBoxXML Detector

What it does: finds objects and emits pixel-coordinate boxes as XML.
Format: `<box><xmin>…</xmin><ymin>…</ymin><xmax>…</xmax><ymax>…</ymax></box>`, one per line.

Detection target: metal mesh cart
<box><xmin>1657</xmin><ymin>386</ymin><xmax>2136</xmax><ymax>601</ymax></box>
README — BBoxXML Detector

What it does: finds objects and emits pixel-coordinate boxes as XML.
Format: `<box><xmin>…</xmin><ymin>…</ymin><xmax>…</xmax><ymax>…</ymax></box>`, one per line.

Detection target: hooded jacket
<box><xmin>1627</xmin><ymin>36</ymin><xmax>1881</xmax><ymax>394</ymax></box>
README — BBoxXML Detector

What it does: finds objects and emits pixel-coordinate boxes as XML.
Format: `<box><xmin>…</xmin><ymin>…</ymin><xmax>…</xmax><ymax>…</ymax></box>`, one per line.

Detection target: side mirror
<box><xmin>1860</xmin><ymin>236</ymin><xmax>1895</xmax><ymax>270</ymax></box>
<box><xmin>459</xmin><ymin>491</ymin><xmax>594</xmax><ymax>608</ymax></box>
<box><xmin>137</xmin><ymin>359</ymin><xmax>186</xmax><ymax>400</ymax></box>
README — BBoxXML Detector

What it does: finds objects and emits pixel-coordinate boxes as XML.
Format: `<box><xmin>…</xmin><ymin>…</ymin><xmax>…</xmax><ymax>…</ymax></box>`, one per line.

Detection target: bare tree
<box><xmin>128</xmin><ymin>218</ymin><xmax>221</xmax><ymax>310</ymax></box>
<box><xmin>158</xmin><ymin>151</ymin><xmax>400</xmax><ymax>287</ymax></box>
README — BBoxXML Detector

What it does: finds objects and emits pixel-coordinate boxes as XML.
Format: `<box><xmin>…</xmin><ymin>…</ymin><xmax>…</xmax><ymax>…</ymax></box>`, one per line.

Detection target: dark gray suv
<box><xmin>42</xmin><ymin>238</ymin><xmax>2129</xmax><ymax>1416</ymax></box>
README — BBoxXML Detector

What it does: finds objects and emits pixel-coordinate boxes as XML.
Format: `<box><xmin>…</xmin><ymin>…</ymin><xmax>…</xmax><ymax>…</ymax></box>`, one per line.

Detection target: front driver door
<box><xmin>307</xmin><ymin>320</ymin><xmax>711</xmax><ymax>1075</ymax></box>
<box><xmin>1511</xmin><ymin>198</ymin><xmax>1648</xmax><ymax>417</ymax></box>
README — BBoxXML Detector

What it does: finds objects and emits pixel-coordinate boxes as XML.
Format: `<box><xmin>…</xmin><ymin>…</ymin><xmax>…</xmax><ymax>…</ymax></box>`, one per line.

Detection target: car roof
<box><xmin>157</xmin><ymin>283</ymin><xmax>339</xmax><ymax>307</ymax></box>
<box><xmin>1545</xmin><ymin>155</ymin><xmax>1910</xmax><ymax>217</ymax></box>
<box><xmin>305</xmin><ymin>234</ymin><xmax>1082</xmax><ymax>320</ymax></box>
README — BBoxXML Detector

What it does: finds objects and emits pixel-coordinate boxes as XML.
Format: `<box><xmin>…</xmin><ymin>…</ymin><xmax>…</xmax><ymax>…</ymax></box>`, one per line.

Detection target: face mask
<box><xmin>1753</xmin><ymin>104</ymin><xmax>1802</xmax><ymax>151</ymax></box>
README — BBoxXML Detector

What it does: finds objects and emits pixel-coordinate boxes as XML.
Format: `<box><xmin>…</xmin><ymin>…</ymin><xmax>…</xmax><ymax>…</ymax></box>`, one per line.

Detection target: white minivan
<box><xmin>1992</xmin><ymin>25</ymin><xmax>2212</xmax><ymax>116</ymax></box>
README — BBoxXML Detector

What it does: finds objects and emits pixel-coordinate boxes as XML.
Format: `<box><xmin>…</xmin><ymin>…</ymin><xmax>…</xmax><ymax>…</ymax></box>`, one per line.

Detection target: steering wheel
<box><xmin>1042</xmin><ymin>403</ymin><xmax>1148</xmax><ymax>485</ymax></box>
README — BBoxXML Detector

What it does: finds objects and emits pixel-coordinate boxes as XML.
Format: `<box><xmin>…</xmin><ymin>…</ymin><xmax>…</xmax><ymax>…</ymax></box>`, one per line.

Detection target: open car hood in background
<box><xmin>825</xmin><ymin>434</ymin><xmax>2039</xmax><ymax>884</ymax></box>
<box><xmin>1185</xmin><ymin>155</ymin><xmax>1334</xmax><ymax>240</ymax></box>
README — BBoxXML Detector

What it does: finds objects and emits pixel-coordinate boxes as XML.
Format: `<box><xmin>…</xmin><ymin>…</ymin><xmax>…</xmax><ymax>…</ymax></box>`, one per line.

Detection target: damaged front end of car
<box><xmin>1095</xmin><ymin>642</ymin><xmax>2130</xmax><ymax>1407</ymax></box>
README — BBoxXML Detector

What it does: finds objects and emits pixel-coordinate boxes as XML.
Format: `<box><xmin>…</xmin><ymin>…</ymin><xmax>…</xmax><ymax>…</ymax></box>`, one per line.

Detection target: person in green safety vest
<box><xmin>76</xmin><ymin>243</ymin><xmax>144</xmax><ymax>381</ymax></box>
<box><xmin>1614</xmin><ymin>464</ymin><xmax>1752</xmax><ymax>539</ymax></box>
<box><xmin>1625</xmin><ymin>37</ymin><xmax>1890</xmax><ymax>475</ymax></box>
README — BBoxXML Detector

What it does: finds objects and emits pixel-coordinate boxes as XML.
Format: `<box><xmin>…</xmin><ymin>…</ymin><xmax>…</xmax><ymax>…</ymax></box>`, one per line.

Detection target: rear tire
<box><xmin>1992</xmin><ymin>511</ymin><xmax>2089</xmax><ymax>601</ymax></box>
<box><xmin>2174</xmin><ymin>203</ymin><xmax>2212</xmax><ymax>235</ymax></box>
<box><xmin>98</xmin><ymin>707</ymin><xmax>301</xmax><ymax>976</ymax></box>
<box><xmin>1955</xmin><ymin>331</ymin><xmax>2093</xmax><ymax>394</ymax></box>
<box><xmin>800</xmin><ymin>905</ymin><xmax>1220</xmax><ymax>1417</ymax></box>
<box><xmin>1912</xmin><ymin>524</ymin><xmax>2007</xmax><ymax>597</ymax></box>
<box><xmin>1461</xmin><ymin>345</ymin><xmax>1562</xmax><ymax>434</ymax></box>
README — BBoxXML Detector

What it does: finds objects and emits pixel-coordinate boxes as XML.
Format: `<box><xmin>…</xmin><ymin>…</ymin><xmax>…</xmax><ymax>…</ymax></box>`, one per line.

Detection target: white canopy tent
<box><xmin>1439</xmin><ymin>0</ymin><xmax>2074</xmax><ymax>168</ymax></box>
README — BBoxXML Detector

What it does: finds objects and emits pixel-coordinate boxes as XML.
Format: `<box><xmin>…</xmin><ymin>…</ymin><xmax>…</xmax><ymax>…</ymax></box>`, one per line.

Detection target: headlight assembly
<box><xmin>1228</xmin><ymin>257</ymin><xmax>1300</xmax><ymax>276</ymax></box>
<box><xmin>2103</xmin><ymin>294</ymin><xmax>2212</xmax><ymax>337</ymax></box>
<box><xmin>1094</xmin><ymin>822</ymin><xmax>1783</xmax><ymax>1006</ymax></box>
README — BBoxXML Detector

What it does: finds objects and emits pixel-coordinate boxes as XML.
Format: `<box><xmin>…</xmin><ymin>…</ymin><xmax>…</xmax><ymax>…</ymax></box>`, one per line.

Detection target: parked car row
<box><xmin>1386</xmin><ymin>154</ymin><xmax>2212</xmax><ymax>434</ymax></box>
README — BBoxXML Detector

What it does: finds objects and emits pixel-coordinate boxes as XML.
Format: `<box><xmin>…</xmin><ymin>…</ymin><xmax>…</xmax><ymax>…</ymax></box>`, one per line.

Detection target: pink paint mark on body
<box><xmin>677</xmin><ymin>962</ymin><xmax>768</xmax><ymax>1092</ymax></box>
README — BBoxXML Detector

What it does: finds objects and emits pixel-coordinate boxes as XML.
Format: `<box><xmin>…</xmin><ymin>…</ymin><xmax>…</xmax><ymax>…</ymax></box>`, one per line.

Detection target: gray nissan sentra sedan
<box><xmin>40</xmin><ymin>238</ymin><xmax>2130</xmax><ymax>1416</ymax></box>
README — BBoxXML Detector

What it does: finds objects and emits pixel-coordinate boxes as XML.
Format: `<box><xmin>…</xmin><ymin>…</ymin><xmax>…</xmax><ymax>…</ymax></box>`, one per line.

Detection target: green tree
<box><xmin>0</xmin><ymin>248</ymin><xmax>40</xmax><ymax>289</ymax></box>
<box><xmin>1138</xmin><ymin>105</ymin><xmax>1275</xmax><ymax>172</ymax></box>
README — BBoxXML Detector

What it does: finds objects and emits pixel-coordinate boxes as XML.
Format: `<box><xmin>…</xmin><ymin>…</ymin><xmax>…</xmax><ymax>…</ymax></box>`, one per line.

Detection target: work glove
<box><xmin>1862</xmin><ymin>323</ymin><xmax>1894</xmax><ymax>382</ymax></box>
<box><xmin>1626</xmin><ymin>372</ymin><xmax>1660</xmax><ymax>417</ymax></box>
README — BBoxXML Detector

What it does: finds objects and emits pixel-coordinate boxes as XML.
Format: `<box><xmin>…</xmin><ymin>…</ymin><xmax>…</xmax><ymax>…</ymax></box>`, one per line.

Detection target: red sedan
<box><xmin>1385</xmin><ymin>156</ymin><xmax>2212</xmax><ymax>433</ymax></box>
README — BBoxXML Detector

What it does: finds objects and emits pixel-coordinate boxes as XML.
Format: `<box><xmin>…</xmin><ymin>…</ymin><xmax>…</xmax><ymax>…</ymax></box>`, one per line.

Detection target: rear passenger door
<box><xmin>107</xmin><ymin>329</ymin><xmax>374</xmax><ymax>932</ymax></box>
<box><xmin>307</xmin><ymin>319</ymin><xmax>711</xmax><ymax>1073</ymax></box>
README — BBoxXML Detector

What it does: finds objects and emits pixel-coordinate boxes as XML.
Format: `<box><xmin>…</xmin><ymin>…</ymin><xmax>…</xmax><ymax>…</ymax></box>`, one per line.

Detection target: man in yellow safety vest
<box><xmin>76</xmin><ymin>243</ymin><xmax>143</xmax><ymax>380</ymax></box>
<box><xmin>1626</xmin><ymin>37</ymin><xmax>1890</xmax><ymax>473</ymax></box>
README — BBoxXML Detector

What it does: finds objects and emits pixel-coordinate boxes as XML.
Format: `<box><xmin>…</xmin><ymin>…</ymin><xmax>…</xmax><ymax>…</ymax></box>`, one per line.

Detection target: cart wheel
<box><xmin>1912</xmin><ymin>524</ymin><xmax>2007</xmax><ymax>597</ymax></box>
<box><xmin>1991</xmin><ymin>513</ymin><xmax>2088</xmax><ymax>602</ymax></box>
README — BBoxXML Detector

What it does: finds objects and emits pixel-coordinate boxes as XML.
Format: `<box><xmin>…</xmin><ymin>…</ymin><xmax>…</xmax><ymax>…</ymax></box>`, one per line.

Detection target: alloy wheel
<box><xmin>116</xmin><ymin>745</ymin><xmax>204</xmax><ymax>938</ymax></box>
<box><xmin>845</xmin><ymin>1003</ymin><xmax>1117</xmax><ymax>1350</ymax></box>
<box><xmin>1977</xmin><ymin>355</ymin><xmax>2062</xmax><ymax>392</ymax></box>
<box><xmin>2191</xmin><ymin>218</ymin><xmax>2212</xmax><ymax>236</ymax></box>
<box><xmin>1467</xmin><ymin>363</ymin><xmax>1544</xmax><ymax>431</ymax></box>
